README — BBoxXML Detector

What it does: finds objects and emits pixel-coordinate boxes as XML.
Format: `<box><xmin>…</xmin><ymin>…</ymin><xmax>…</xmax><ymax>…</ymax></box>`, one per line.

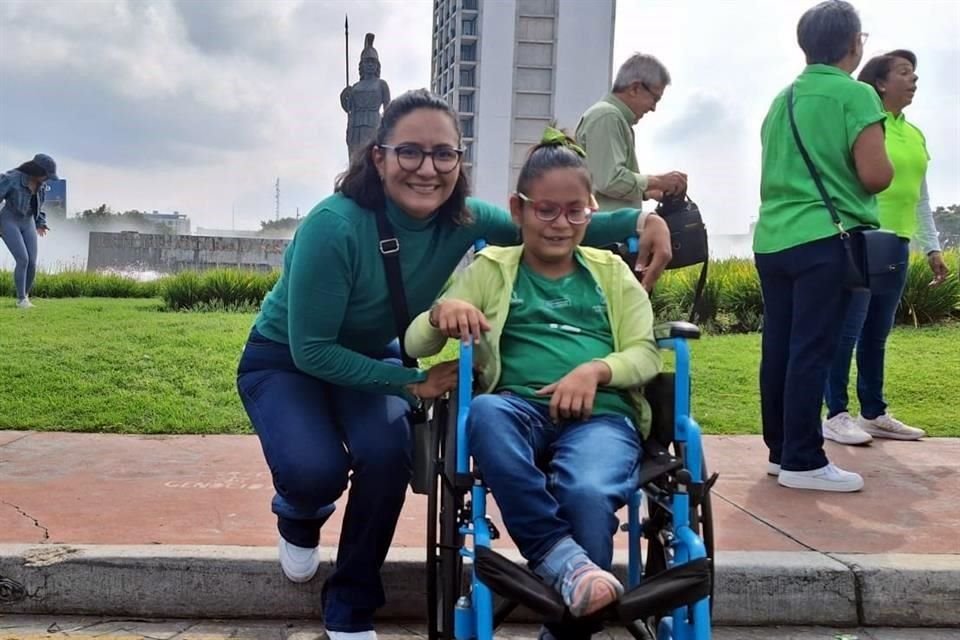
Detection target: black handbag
<box><xmin>374</xmin><ymin>209</ymin><xmax>435</xmax><ymax>496</ymax></box>
<box><xmin>656</xmin><ymin>194</ymin><xmax>709</xmax><ymax>270</ymax></box>
<box><xmin>613</xmin><ymin>195</ymin><xmax>710</xmax><ymax>323</ymax></box>
<box><xmin>786</xmin><ymin>84</ymin><xmax>907</xmax><ymax>294</ymax></box>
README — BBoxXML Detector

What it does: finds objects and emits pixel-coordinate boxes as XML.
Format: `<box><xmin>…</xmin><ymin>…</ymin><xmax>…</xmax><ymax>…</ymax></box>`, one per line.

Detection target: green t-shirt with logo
<box><xmin>754</xmin><ymin>64</ymin><xmax>886</xmax><ymax>254</ymax></box>
<box><xmin>496</xmin><ymin>258</ymin><xmax>635</xmax><ymax>419</ymax></box>
<box><xmin>877</xmin><ymin>112</ymin><xmax>929</xmax><ymax>240</ymax></box>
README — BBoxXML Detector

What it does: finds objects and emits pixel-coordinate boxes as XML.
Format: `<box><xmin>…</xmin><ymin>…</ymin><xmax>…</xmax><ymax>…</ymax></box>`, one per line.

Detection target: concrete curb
<box><xmin>1</xmin><ymin>545</ymin><xmax>957</xmax><ymax>626</ymax></box>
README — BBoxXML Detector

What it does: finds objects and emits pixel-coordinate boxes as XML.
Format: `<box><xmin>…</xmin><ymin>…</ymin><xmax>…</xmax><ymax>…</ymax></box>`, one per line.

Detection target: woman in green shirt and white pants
<box><xmin>823</xmin><ymin>50</ymin><xmax>951</xmax><ymax>445</ymax></box>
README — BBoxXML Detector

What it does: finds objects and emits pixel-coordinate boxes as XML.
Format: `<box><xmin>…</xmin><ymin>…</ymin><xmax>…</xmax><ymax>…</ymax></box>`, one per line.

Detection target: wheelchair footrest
<box><xmin>616</xmin><ymin>558</ymin><xmax>711</xmax><ymax>622</ymax></box>
<box><xmin>474</xmin><ymin>546</ymin><xmax>567</xmax><ymax>623</ymax></box>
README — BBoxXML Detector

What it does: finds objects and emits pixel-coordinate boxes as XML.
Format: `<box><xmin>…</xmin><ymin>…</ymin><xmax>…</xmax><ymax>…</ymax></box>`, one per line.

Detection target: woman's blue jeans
<box><xmin>236</xmin><ymin>327</ymin><xmax>412</xmax><ymax>633</ymax></box>
<box><xmin>0</xmin><ymin>210</ymin><xmax>38</xmax><ymax>300</ymax></box>
<box><xmin>824</xmin><ymin>238</ymin><xmax>910</xmax><ymax>420</ymax></box>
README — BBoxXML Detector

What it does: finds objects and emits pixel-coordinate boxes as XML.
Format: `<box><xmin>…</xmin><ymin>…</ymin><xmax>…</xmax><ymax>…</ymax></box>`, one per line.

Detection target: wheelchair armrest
<box><xmin>654</xmin><ymin>321</ymin><xmax>701</xmax><ymax>341</ymax></box>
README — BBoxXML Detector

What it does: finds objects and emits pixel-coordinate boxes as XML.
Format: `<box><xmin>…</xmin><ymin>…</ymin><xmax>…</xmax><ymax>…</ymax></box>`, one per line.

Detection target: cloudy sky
<box><xmin>1</xmin><ymin>0</ymin><xmax>958</xmax><ymax>247</ymax></box>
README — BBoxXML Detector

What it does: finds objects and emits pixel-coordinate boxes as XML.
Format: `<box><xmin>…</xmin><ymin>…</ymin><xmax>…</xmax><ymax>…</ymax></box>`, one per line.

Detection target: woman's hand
<box><xmin>928</xmin><ymin>251</ymin><xmax>950</xmax><ymax>286</ymax></box>
<box><xmin>408</xmin><ymin>360</ymin><xmax>459</xmax><ymax>400</ymax></box>
<box><xmin>429</xmin><ymin>299</ymin><xmax>491</xmax><ymax>343</ymax></box>
<box><xmin>37</xmin><ymin>226</ymin><xmax>48</xmax><ymax>237</ymax></box>
<box><xmin>634</xmin><ymin>213</ymin><xmax>672</xmax><ymax>293</ymax></box>
<box><xmin>535</xmin><ymin>361</ymin><xmax>612</xmax><ymax>422</ymax></box>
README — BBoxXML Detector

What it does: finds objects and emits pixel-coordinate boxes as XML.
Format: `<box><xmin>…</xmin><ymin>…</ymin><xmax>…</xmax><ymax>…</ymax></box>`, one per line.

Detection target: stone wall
<box><xmin>86</xmin><ymin>231</ymin><xmax>289</xmax><ymax>273</ymax></box>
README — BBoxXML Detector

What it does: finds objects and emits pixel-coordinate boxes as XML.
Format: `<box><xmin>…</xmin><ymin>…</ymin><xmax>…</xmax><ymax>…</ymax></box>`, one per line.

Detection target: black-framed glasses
<box><xmin>517</xmin><ymin>192</ymin><xmax>596</xmax><ymax>225</ymax></box>
<box><xmin>639</xmin><ymin>81</ymin><xmax>663</xmax><ymax>105</ymax></box>
<box><xmin>378</xmin><ymin>144</ymin><xmax>464</xmax><ymax>174</ymax></box>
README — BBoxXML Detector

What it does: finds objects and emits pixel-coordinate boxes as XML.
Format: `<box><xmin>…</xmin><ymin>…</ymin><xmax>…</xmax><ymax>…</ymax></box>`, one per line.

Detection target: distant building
<box><xmin>143</xmin><ymin>210</ymin><xmax>190</xmax><ymax>235</ymax></box>
<box><xmin>431</xmin><ymin>0</ymin><xmax>616</xmax><ymax>202</ymax></box>
<box><xmin>195</xmin><ymin>227</ymin><xmax>292</xmax><ymax>240</ymax></box>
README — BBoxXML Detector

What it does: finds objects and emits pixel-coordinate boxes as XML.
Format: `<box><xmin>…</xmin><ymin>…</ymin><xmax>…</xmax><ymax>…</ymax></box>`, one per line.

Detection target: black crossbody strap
<box><xmin>786</xmin><ymin>84</ymin><xmax>846</xmax><ymax>233</ymax></box>
<box><xmin>374</xmin><ymin>208</ymin><xmax>418</xmax><ymax>369</ymax></box>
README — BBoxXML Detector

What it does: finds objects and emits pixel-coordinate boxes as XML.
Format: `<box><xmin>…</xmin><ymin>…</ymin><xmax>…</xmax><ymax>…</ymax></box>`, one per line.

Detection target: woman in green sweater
<box><xmin>823</xmin><ymin>50</ymin><xmax>951</xmax><ymax>445</ymax></box>
<box><xmin>234</xmin><ymin>89</ymin><xmax>671</xmax><ymax>639</ymax></box>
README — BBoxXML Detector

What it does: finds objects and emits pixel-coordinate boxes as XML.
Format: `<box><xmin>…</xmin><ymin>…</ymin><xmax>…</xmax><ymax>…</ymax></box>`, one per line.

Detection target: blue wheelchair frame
<box><xmin>441</xmin><ymin>233</ymin><xmax>712</xmax><ymax>638</ymax></box>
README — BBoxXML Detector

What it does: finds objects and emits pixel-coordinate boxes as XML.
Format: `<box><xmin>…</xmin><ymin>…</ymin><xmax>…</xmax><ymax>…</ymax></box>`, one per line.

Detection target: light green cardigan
<box><xmin>405</xmin><ymin>245</ymin><xmax>662</xmax><ymax>436</ymax></box>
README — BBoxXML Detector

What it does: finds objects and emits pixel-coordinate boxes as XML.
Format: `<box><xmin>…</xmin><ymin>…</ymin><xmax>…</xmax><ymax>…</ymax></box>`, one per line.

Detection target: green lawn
<box><xmin>1</xmin><ymin>298</ymin><xmax>956</xmax><ymax>436</ymax></box>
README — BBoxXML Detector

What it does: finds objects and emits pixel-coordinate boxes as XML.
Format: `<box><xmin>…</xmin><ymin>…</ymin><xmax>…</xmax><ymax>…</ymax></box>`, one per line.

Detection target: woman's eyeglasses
<box><xmin>517</xmin><ymin>193</ymin><xmax>597</xmax><ymax>225</ymax></box>
<box><xmin>378</xmin><ymin>144</ymin><xmax>464</xmax><ymax>174</ymax></box>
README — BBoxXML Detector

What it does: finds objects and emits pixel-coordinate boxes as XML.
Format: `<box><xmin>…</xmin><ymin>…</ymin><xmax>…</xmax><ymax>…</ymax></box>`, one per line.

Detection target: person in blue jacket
<box><xmin>1</xmin><ymin>153</ymin><xmax>57</xmax><ymax>308</ymax></box>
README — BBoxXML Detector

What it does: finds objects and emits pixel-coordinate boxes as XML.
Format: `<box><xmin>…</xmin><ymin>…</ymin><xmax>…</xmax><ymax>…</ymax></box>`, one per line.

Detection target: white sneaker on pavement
<box><xmin>822</xmin><ymin>412</ymin><xmax>873</xmax><ymax>445</ymax></box>
<box><xmin>278</xmin><ymin>537</ymin><xmax>321</xmax><ymax>583</ymax></box>
<box><xmin>778</xmin><ymin>463</ymin><xmax>864</xmax><ymax>492</ymax></box>
<box><xmin>327</xmin><ymin>631</ymin><xmax>377</xmax><ymax>640</ymax></box>
<box><xmin>858</xmin><ymin>413</ymin><xmax>925</xmax><ymax>440</ymax></box>
<box><xmin>15</xmin><ymin>298</ymin><xmax>34</xmax><ymax>309</ymax></box>
<box><xmin>767</xmin><ymin>462</ymin><xmax>781</xmax><ymax>476</ymax></box>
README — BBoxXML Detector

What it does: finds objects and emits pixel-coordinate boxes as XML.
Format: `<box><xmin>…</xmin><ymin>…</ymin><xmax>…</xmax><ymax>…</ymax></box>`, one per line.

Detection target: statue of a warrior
<box><xmin>340</xmin><ymin>33</ymin><xmax>391</xmax><ymax>160</ymax></box>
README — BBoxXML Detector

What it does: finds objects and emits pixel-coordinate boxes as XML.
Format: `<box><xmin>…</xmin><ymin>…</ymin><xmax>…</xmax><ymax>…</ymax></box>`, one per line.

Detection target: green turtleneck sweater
<box><xmin>254</xmin><ymin>193</ymin><xmax>641</xmax><ymax>398</ymax></box>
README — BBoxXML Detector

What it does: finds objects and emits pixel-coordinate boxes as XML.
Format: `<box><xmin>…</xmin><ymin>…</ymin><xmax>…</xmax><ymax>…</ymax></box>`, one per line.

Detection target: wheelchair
<box><xmin>414</xmin><ymin>308</ymin><xmax>717</xmax><ymax>639</ymax></box>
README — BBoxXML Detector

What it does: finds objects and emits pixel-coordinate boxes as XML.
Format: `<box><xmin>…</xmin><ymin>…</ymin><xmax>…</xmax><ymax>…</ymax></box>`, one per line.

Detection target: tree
<box><xmin>932</xmin><ymin>204</ymin><xmax>959</xmax><ymax>250</ymax></box>
<box><xmin>259</xmin><ymin>217</ymin><xmax>301</xmax><ymax>236</ymax></box>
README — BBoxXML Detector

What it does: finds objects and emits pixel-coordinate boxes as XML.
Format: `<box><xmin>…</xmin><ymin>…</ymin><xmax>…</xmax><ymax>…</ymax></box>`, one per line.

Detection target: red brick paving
<box><xmin>1</xmin><ymin>431</ymin><xmax>957</xmax><ymax>554</ymax></box>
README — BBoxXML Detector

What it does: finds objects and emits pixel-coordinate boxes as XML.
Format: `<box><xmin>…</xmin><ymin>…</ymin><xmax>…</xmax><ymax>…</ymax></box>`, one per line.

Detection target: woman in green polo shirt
<box><xmin>823</xmin><ymin>50</ymin><xmax>951</xmax><ymax>445</ymax></box>
<box><xmin>753</xmin><ymin>1</ymin><xmax>892</xmax><ymax>493</ymax></box>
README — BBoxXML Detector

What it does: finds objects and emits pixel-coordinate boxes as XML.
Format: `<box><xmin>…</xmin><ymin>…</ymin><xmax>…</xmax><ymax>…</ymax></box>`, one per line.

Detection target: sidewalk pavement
<box><xmin>1</xmin><ymin>431</ymin><xmax>958</xmax><ymax>628</ymax></box>
<box><xmin>2</xmin><ymin>616</ymin><xmax>959</xmax><ymax>640</ymax></box>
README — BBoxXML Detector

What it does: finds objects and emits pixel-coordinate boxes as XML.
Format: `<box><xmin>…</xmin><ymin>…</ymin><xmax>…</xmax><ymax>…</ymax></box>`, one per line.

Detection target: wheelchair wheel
<box><xmin>426</xmin><ymin>396</ymin><xmax>465</xmax><ymax>640</ymax></box>
<box><xmin>642</xmin><ymin>452</ymin><xmax>715</xmax><ymax>635</ymax></box>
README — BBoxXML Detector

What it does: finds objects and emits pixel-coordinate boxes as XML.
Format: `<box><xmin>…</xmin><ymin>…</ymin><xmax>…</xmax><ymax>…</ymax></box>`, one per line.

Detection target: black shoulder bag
<box><xmin>612</xmin><ymin>196</ymin><xmax>709</xmax><ymax>324</ymax></box>
<box><xmin>786</xmin><ymin>84</ymin><xmax>907</xmax><ymax>293</ymax></box>
<box><xmin>374</xmin><ymin>209</ymin><xmax>435</xmax><ymax>495</ymax></box>
<box><xmin>655</xmin><ymin>194</ymin><xmax>709</xmax><ymax>323</ymax></box>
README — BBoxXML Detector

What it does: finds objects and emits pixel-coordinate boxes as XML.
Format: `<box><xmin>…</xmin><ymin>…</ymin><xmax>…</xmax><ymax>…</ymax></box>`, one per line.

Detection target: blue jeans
<box><xmin>0</xmin><ymin>210</ymin><xmax>38</xmax><ymax>300</ymax></box>
<box><xmin>825</xmin><ymin>238</ymin><xmax>910</xmax><ymax>420</ymax></box>
<box><xmin>755</xmin><ymin>236</ymin><xmax>851</xmax><ymax>471</ymax></box>
<box><xmin>236</xmin><ymin>328</ymin><xmax>412</xmax><ymax>633</ymax></box>
<box><xmin>467</xmin><ymin>393</ymin><xmax>641</xmax><ymax>570</ymax></box>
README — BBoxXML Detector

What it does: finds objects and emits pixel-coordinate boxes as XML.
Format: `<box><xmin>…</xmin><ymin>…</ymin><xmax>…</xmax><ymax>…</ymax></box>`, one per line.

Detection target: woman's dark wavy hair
<box><xmin>515</xmin><ymin>129</ymin><xmax>592</xmax><ymax>196</ymax></box>
<box><xmin>335</xmin><ymin>88</ymin><xmax>472</xmax><ymax>224</ymax></box>
<box><xmin>857</xmin><ymin>49</ymin><xmax>918</xmax><ymax>97</ymax></box>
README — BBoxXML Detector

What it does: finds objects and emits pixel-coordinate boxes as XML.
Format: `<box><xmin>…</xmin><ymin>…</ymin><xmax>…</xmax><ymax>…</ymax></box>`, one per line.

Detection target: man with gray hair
<box><xmin>577</xmin><ymin>53</ymin><xmax>687</xmax><ymax>210</ymax></box>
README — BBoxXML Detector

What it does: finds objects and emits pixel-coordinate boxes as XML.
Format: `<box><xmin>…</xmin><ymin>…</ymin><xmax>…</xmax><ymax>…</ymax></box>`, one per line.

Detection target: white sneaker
<box><xmin>858</xmin><ymin>414</ymin><xmax>925</xmax><ymax>441</ymax></box>
<box><xmin>278</xmin><ymin>537</ymin><xmax>320</xmax><ymax>583</ymax></box>
<box><xmin>778</xmin><ymin>463</ymin><xmax>864</xmax><ymax>492</ymax></box>
<box><xmin>15</xmin><ymin>298</ymin><xmax>34</xmax><ymax>309</ymax></box>
<box><xmin>822</xmin><ymin>412</ymin><xmax>873</xmax><ymax>445</ymax></box>
<box><xmin>327</xmin><ymin>632</ymin><xmax>377</xmax><ymax>640</ymax></box>
<box><xmin>767</xmin><ymin>462</ymin><xmax>781</xmax><ymax>476</ymax></box>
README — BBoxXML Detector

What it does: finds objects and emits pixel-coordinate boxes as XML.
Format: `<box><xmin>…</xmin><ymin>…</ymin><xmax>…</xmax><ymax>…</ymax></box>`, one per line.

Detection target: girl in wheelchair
<box><xmin>405</xmin><ymin>128</ymin><xmax>662</xmax><ymax>639</ymax></box>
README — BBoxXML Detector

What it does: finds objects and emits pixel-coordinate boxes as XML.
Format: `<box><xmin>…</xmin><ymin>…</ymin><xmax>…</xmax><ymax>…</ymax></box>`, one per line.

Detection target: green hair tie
<box><xmin>540</xmin><ymin>125</ymin><xmax>586</xmax><ymax>158</ymax></box>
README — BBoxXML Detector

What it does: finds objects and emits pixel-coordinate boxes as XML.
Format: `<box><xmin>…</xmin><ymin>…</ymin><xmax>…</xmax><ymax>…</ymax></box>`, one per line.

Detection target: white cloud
<box><xmin>0</xmin><ymin>0</ymin><xmax>957</xmax><ymax>251</ymax></box>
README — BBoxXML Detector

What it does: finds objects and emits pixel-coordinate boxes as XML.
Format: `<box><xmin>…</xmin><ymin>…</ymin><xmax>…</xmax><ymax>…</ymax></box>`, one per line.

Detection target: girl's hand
<box><xmin>535</xmin><ymin>361</ymin><xmax>612</xmax><ymax>422</ymax></box>
<box><xmin>408</xmin><ymin>360</ymin><xmax>459</xmax><ymax>400</ymax></box>
<box><xmin>429</xmin><ymin>299</ymin><xmax>490</xmax><ymax>343</ymax></box>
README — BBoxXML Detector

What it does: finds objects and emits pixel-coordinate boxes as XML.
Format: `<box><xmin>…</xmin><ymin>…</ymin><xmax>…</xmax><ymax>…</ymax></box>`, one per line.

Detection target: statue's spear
<box><xmin>344</xmin><ymin>14</ymin><xmax>350</xmax><ymax>87</ymax></box>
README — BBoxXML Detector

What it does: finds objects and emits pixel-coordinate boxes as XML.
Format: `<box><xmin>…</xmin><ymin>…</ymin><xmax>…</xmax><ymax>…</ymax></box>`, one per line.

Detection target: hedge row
<box><xmin>4</xmin><ymin>250</ymin><xmax>956</xmax><ymax>330</ymax></box>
